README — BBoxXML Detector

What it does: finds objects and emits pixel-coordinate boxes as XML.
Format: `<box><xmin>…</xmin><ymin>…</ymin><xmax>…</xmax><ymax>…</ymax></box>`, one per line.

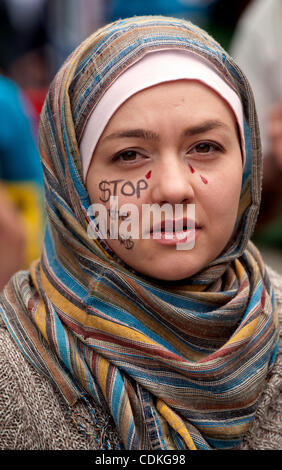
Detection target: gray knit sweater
<box><xmin>0</xmin><ymin>267</ymin><xmax>281</xmax><ymax>450</ymax></box>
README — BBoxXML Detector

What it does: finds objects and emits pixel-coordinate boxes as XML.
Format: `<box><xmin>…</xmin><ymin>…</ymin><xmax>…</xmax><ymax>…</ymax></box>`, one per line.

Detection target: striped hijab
<box><xmin>0</xmin><ymin>16</ymin><xmax>279</xmax><ymax>450</ymax></box>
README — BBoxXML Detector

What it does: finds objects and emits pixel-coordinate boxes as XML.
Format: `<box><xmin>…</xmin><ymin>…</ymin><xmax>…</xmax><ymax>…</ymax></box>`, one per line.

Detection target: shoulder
<box><xmin>240</xmin><ymin>347</ymin><xmax>282</xmax><ymax>450</ymax></box>
<box><xmin>267</xmin><ymin>265</ymin><xmax>282</xmax><ymax>292</ymax></box>
<box><xmin>240</xmin><ymin>265</ymin><xmax>282</xmax><ymax>450</ymax></box>
<box><xmin>267</xmin><ymin>265</ymin><xmax>282</xmax><ymax>323</ymax></box>
<box><xmin>0</xmin><ymin>317</ymin><xmax>69</xmax><ymax>449</ymax></box>
<box><xmin>0</xmin><ymin>316</ymin><xmax>118</xmax><ymax>449</ymax></box>
<box><xmin>0</xmin><ymin>318</ymin><xmax>40</xmax><ymax>449</ymax></box>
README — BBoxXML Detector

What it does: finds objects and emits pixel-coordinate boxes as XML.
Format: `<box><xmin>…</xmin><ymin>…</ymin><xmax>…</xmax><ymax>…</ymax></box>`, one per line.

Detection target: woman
<box><xmin>0</xmin><ymin>15</ymin><xmax>280</xmax><ymax>450</ymax></box>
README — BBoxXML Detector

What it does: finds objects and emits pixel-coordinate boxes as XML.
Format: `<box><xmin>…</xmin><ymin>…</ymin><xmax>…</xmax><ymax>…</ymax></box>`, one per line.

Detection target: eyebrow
<box><xmin>182</xmin><ymin>120</ymin><xmax>229</xmax><ymax>137</ymax></box>
<box><xmin>103</xmin><ymin>120</ymin><xmax>230</xmax><ymax>142</ymax></box>
<box><xmin>103</xmin><ymin>128</ymin><xmax>159</xmax><ymax>142</ymax></box>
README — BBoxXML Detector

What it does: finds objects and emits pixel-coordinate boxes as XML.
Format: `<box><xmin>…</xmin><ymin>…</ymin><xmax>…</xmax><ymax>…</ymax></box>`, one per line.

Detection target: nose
<box><xmin>150</xmin><ymin>153</ymin><xmax>195</xmax><ymax>205</ymax></box>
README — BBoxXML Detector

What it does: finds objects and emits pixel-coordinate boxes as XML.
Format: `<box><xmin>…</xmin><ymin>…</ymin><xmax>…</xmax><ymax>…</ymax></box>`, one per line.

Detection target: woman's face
<box><xmin>86</xmin><ymin>80</ymin><xmax>243</xmax><ymax>280</ymax></box>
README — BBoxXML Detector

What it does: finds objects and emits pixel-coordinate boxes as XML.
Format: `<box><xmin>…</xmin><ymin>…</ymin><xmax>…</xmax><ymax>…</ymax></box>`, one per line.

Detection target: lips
<box><xmin>150</xmin><ymin>218</ymin><xmax>198</xmax><ymax>241</ymax></box>
<box><xmin>151</xmin><ymin>218</ymin><xmax>196</xmax><ymax>232</ymax></box>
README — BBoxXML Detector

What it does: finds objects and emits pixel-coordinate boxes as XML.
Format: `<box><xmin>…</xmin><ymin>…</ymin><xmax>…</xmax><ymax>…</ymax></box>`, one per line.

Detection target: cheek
<box><xmin>87</xmin><ymin>174</ymin><xmax>150</xmax><ymax>241</ymax></box>
<box><xmin>88</xmin><ymin>176</ymin><xmax>150</xmax><ymax>203</ymax></box>
<box><xmin>86</xmin><ymin>169</ymin><xmax>100</xmax><ymax>204</ymax></box>
<box><xmin>204</xmin><ymin>168</ymin><xmax>242</xmax><ymax>225</ymax></box>
<box><xmin>88</xmin><ymin>185</ymin><xmax>99</xmax><ymax>205</ymax></box>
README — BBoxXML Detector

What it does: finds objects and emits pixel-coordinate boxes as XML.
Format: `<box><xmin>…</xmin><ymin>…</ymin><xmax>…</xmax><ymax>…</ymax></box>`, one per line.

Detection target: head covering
<box><xmin>0</xmin><ymin>16</ymin><xmax>279</xmax><ymax>450</ymax></box>
<box><xmin>79</xmin><ymin>49</ymin><xmax>245</xmax><ymax>179</ymax></box>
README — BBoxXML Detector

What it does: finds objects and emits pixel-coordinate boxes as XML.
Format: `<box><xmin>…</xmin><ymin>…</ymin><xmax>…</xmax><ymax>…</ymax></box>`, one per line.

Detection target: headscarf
<box><xmin>0</xmin><ymin>16</ymin><xmax>279</xmax><ymax>450</ymax></box>
<box><xmin>79</xmin><ymin>48</ymin><xmax>246</xmax><ymax>178</ymax></box>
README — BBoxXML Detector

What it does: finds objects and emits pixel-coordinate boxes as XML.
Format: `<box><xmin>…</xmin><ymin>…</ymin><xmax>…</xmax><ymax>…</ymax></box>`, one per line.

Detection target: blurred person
<box><xmin>206</xmin><ymin>0</ymin><xmax>251</xmax><ymax>49</ymax></box>
<box><xmin>107</xmin><ymin>0</ymin><xmax>218</xmax><ymax>25</ymax></box>
<box><xmin>1</xmin><ymin>0</ymin><xmax>48</xmax><ymax>82</ymax></box>
<box><xmin>1</xmin><ymin>0</ymin><xmax>107</xmax><ymax>128</ymax></box>
<box><xmin>231</xmin><ymin>0</ymin><xmax>282</xmax><ymax>241</ymax></box>
<box><xmin>0</xmin><ymin>0</ymin><xmax>50</xmax><ymax>130</ymax></box>
<box><xmin>0</xmin><ymin>15</ymin><xmax>280</xmax><ymax>451</ymax></box>
<box><xmin>0</xmin><ymin>182</ymin><xmax>26</xmax><ymax>291</ymax></box>
<box><xmin>0</xmin><ymin>73</ymin><xmax>44</xmax><ymax>270</ymax></box>
<box><xmin>3</xmin><ymin>0</ymin><xmax>46</xmax><ymax>35</ymax></box>
<box><xmin>46</xmin><ymin>0</ymin><xmax>106</xmax><ymax>74</ymax></box>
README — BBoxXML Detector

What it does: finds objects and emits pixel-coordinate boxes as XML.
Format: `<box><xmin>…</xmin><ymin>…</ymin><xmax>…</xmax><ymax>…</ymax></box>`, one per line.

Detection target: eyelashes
<box><xmin>112</xmin><ymin>149</ymin><xmax>147</xmax><ymax>164</ymax></box>
<box><xmin>187</xmin><ymin>141</ymin><xmax>224</xmax><ymax>156</ymax></box>
<box><xmin>111</xmin><ymin>141</ymin><xmax>225</xmax><ymax>165</ymax></box>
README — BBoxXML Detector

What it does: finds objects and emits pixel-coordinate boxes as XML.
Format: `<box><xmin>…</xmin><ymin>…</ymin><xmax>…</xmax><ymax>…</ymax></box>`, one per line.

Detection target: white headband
<box><xmin>80</xmin><ymin>50</ymin><xmax>245</xmax><ymax>179</ymax></box>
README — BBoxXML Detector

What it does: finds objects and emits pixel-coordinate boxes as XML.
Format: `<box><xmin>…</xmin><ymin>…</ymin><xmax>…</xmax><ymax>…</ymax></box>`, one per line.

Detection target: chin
<box><xmin>142</xmin><ymin>262</ymin><xmax>201</xmax><ymax>282</ymax></box>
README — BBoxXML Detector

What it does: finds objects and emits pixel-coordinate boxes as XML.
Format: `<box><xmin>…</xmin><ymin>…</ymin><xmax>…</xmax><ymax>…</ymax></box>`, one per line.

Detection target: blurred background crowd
<box><xmin>0</xmin><ymin>0</ymin><xmax>282</xmax><ymax>290</ymax></box>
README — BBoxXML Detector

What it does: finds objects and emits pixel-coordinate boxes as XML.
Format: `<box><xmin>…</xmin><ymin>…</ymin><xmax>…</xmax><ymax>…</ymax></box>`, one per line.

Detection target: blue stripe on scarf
<box><xmin>44</xmin><ymin>226</ymin><xmax>89</xmax><ymax>300</ymax></box>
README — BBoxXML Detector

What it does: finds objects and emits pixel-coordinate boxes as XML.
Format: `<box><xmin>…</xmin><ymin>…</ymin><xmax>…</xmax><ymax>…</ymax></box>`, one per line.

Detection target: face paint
<box><xmin>188</xmin><ymin>162</ymin><xmax>208</xmax><ymax>184</ymax></box>
<box><xmin>119</xmin><ymin>234</ymin><xmax>134</xmax><ymax>249</ymax></box>
<box><xmin>200</xmin><ymin>175</ymin><xmax>208</xmax><ymax>185</ymax></box>
<box><xmin>99</xmin><ymin>178</ymin><xmax>148</xmax><ymax>202</ymax></box>
<box><xmin>188</xmin><ymin>163</ymin><xmax>195</xmax><ymax>174</ymax></box>
<box><xmin>108</xmin><ymin>207</ymin><xmax>130</xmax><ymax>221</ymax></box>
<box><xmin>145</xmin><ymin>170</ymin><xmax>152</xmax><ymax>179</ymax></box>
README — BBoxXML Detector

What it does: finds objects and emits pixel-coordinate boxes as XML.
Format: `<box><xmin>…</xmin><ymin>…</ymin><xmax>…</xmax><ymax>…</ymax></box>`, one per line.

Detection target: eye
<box><xmin>117</xmin><ymin>150</ymin><xmax>138</xmax><ymax>161</ymax></box>
<box><xmin>189</xmin><ymin>141</ymin><xmax>223</xmax><ymax>155</ymax></box>
<box><xmin>112</xmin><ymin>149</ymin><xmax>148</xmax><ymax>164</ymax></box>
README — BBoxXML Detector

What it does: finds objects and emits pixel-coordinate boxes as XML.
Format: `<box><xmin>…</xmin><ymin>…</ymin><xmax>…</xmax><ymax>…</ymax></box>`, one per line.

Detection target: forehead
<box><xmin>103</xmin><ymin>80</ymin><xmax>238</xmax><ymax>131</ymax></box>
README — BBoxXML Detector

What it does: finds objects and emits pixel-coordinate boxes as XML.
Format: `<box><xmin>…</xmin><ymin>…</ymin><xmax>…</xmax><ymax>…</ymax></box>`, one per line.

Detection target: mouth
<box><xmin>150</xmin><ymin>218</ymin><xmax>199</xmax><ymax>244</ymax></box>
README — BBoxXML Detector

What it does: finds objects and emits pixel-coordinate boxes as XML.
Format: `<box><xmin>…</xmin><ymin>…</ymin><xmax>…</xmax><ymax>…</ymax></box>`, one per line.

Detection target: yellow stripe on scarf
<box><xmin>157</xmin><ymin>400</ymin><xmax>197</xmax><ymax>450</ymax></box>
<box><xmin>30</xmin><ymin>260</ymin><xmax>47</xmax><ymax>340</ymax></box>
<box><xmin>226</xmin><ymin>317</ymin><xmax>260</xmax><ymax>345</ymax></box>
<box><xmin>96</xmin><ymin>355</ymin><xmax>137</xmax><ymax>447</ymax></box>
<box><xmin>234</xmin><ymin>258</ymin><xmax>246</xmax><ymax>282</ymax></box>
<box><xmin>35</xmin><ymin>265</ymin><xmax>159</xmax><ymax>348</ymax></box>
